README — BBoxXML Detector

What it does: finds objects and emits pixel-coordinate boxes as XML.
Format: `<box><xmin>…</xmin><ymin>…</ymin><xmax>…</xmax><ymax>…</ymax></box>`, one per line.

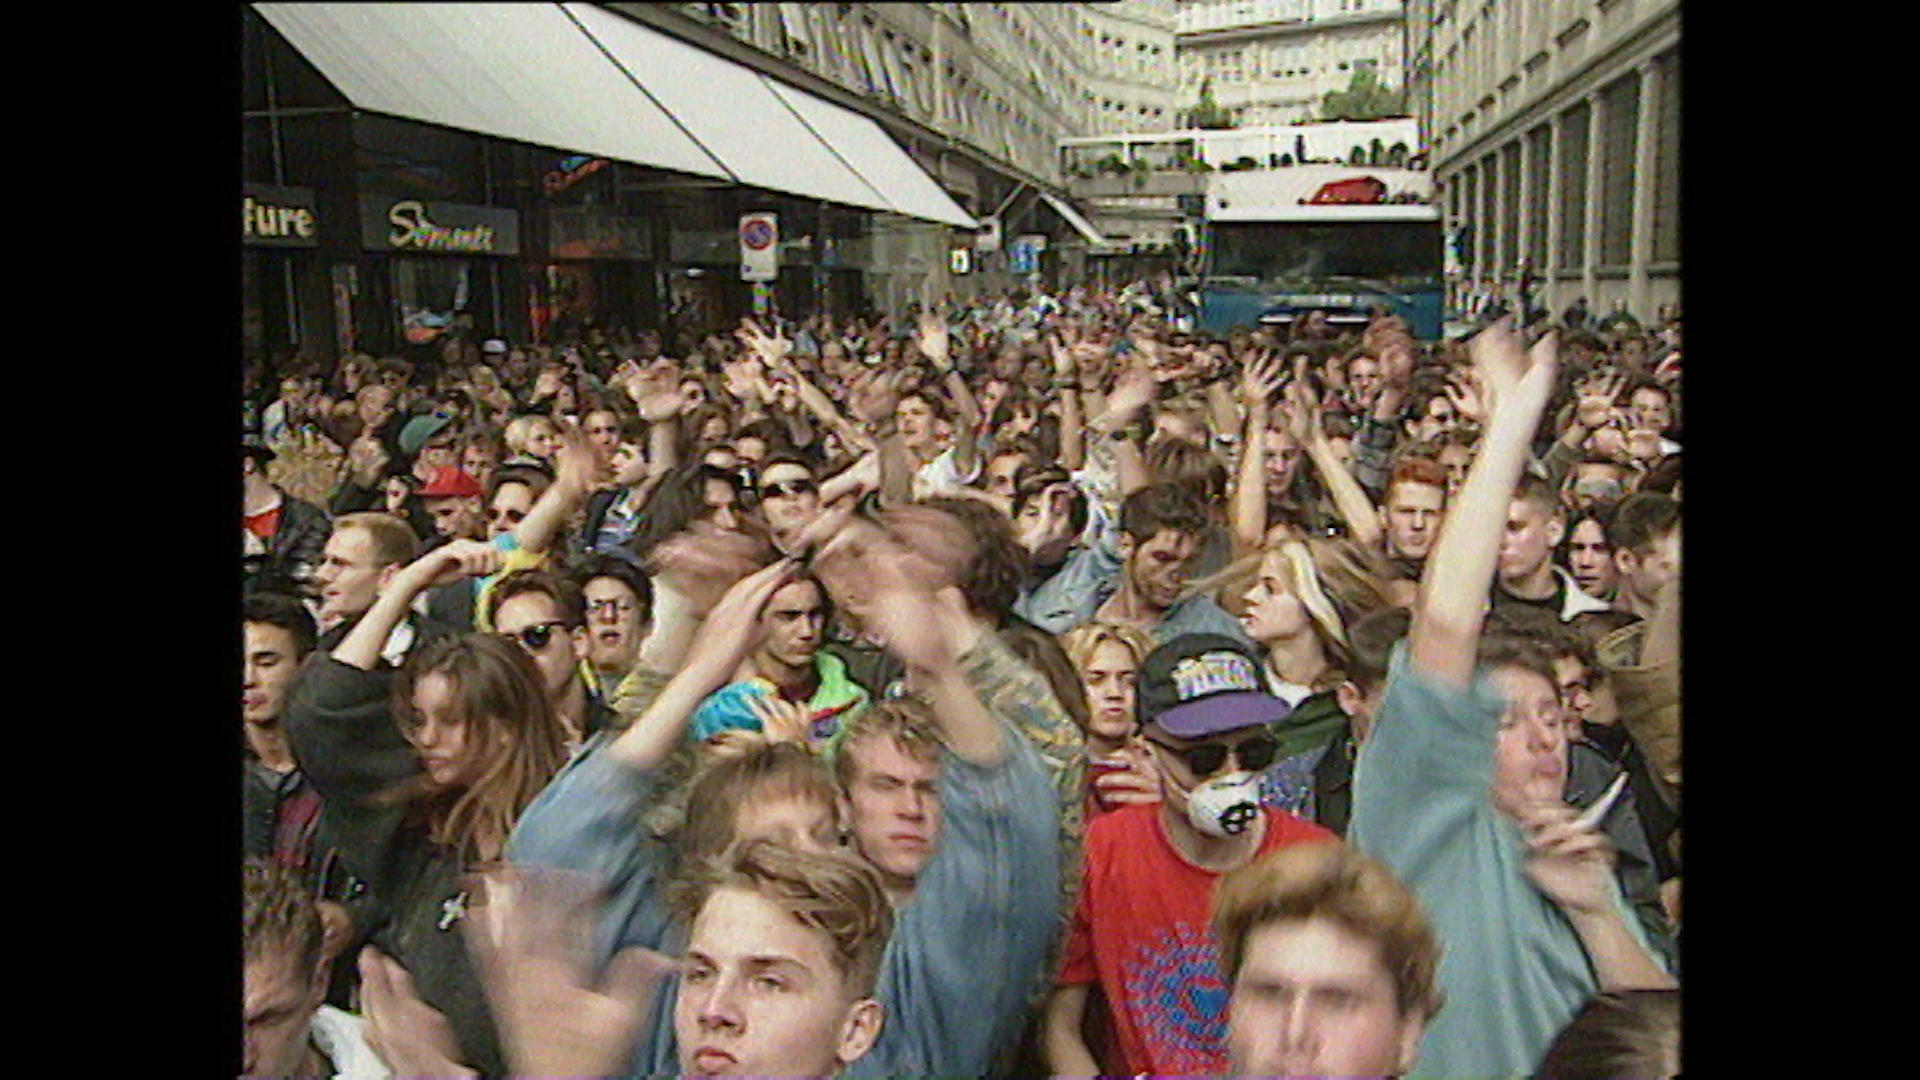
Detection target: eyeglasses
<box><xmin>501</xmin><ymin>620</ymin><xmax>570</xmax><ymax>652</ymax></box>
<box><xmin>759</xmin><ymin>479</ymin><xmax>818</xmax><ymax>499</ymax></box>
<box><xmin>1144</xmin><ymin>733</ymin><xmax>1280</xmax><ymax>776</ymax></box>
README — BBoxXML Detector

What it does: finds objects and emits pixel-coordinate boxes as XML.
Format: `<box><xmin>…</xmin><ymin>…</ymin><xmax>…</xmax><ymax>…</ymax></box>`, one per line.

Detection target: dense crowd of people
<box><xmin>243</xmin><ymin>280</ymin><xmax>1682</xmax><ymax>1077</ymax></box>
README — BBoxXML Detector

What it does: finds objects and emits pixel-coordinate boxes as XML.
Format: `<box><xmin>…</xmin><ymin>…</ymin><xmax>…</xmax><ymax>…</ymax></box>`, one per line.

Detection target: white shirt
<box><xmin>309</xmin><ymin>1005</ymin><xmax>391</xmax><ymax>1079</ymax></box>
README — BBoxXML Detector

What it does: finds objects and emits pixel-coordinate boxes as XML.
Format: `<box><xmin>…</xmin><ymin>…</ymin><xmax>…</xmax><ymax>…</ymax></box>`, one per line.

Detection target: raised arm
<box><xmin>512</xmin><ymin>421</ymin><xmax>611</xmax><ymax>557</ymax></box>
<box><xmin>1051</xmin><ymin>333</ymin><xmax>1087</xmax><ymax>471</ymax></box>
<box><xmin>604</xmin><ymin>557</ymin><xmax>799</xmax><ymax>771</ymax></box>
<box><xmin>1410</xmin><ymin>319</ymin><xmax>1559</xmax><ymax>689</ymax></box>
<box><xmin>1230</xmin><ymin>351</ymin><xmax>1286</xmax><ymax>554</ymax></box>
<box><xmin>1284</xmin><ymin>374</ymin><xmax>1384</xmax><ymax>548</ymax></box>
<box><xmin>916</xmin><ymin>311</ymin><xmax>982</xmax><ymax>478</ymax></box>
<box><xmin>332</xmin><ymin>540</ymin><xmax>503</xmax><ymax>671</ymax></box>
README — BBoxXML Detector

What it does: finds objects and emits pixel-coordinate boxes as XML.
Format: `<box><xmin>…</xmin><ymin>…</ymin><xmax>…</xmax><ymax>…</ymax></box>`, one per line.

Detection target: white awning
<box><xmin>562</xmin><ymin>3</ymin><xmax>895</xmax><ymax>214</ymax></box>
<box><xmin>762</xmin><ymin>79</ymin><xmax>977</xmax><ymax>229</ymax></box>
<box><xmin>1041</xmin><ymin>192</ymin><xmax>1111</xmax><ymax>246</ymax></box>
<box><xmin>251</xmin><ymin>3</ymin><xmax>729</xmax><ymax>181</ymax></box>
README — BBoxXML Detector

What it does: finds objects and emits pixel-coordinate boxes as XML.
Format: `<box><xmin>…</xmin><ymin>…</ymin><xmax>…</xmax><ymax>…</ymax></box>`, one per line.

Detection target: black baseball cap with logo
<box><xmin>1138</xmin><ymin>633</ymin><xmax>1292</xmax><ymax>738</ymax></box>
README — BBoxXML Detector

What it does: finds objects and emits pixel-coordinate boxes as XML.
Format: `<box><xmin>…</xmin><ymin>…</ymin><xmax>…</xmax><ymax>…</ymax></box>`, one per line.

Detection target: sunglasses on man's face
<box><xmin>759</xmin><ymin>479</ymin><xmax>818</xmax><ymax>499</ymax></box>
<box><xmin>501</xmin><ymin>620</ymin><xmax>570</xmax><ymax>652</ymax></box>
<box><xmin>1145</xmin><ymin>733</ymin><xmax>1281</xmax><ymax>776</ymax></box>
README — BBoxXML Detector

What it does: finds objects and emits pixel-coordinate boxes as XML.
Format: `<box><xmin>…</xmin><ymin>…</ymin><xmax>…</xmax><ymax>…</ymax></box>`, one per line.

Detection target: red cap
<box><xmin>417</xmin><ymin>466</ymin><xmax>484</xmax><ymax>499</ymax></box>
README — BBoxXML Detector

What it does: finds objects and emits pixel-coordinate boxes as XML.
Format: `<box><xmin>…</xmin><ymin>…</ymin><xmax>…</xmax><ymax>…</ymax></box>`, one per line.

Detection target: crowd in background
<box><xmin>242</xmin><ymin>279</ymin><xmax>1682</xmax><ymax>1078</ymax></box>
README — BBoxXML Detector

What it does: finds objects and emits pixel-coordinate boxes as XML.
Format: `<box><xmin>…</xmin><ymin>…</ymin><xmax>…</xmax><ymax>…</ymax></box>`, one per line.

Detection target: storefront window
<box><xmin>393</xmin><ymin>258</ymin><xmax>472</xmax><ymax>346</ymax></box>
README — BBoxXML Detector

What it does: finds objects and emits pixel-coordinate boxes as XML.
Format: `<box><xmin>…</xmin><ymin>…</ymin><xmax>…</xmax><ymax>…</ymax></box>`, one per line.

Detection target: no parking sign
<box><xmin>740</xmin><ymin>212</ymin><xmax>779</xmax><ymax>282</ymax></box>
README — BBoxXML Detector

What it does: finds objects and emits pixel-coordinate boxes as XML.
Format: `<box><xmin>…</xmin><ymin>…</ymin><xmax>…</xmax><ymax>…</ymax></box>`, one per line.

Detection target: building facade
<box><xmin>1175</xmin><ymin>0</ymin><xmax>1408</xmax><ymax>127</ymax></box>
<box><xmin>1407</xmin><ymin>0</ymin><xmax>1679</xmax><ymax>321</ymax></box>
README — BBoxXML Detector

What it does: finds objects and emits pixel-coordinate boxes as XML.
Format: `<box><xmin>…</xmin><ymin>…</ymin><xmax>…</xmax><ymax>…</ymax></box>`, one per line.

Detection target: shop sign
<box><xmin>243</xmin><ymin>183</ymin><xmax>319</xmax><ymax>248</ymax></box>
<box><xmin>740</xmin><ymin>212</ymin><xmax>779</xmax><ymax>282</ymax></box>
<box><xmin>364</xmin><ymin>199</ymin><xmax>521</xmax><ymax>256</ymax></box>
<box><xmin>950</xmin><ymin>247</ymin><xmax>972</xmax><ymax>275</ymax></box>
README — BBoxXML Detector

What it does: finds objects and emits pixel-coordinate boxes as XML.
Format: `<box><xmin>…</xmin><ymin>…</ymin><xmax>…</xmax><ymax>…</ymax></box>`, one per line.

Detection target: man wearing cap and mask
<box><xmin>1042</xmin><ymin>633</ymin><xmax>1336</xmax><ymax>1078</ymax></box>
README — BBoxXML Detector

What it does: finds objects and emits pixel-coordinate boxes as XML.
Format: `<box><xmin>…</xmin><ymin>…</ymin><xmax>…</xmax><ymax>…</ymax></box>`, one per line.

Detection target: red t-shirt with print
<box><xmin>1057</xmin><ymin>801</ymin><xmax>1337</xmax><ymax>1077</ymax></box>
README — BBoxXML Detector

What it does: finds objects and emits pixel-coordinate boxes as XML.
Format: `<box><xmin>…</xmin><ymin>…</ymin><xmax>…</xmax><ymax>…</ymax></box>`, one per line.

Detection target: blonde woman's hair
<box><xmin>385</xmin><ymin>633</ymin><xmax>569</xmax><ymax>860</ymax></box>
<box><xmin>1189</xmin><ymin>536</ymin><xmax>1392</xmax><ymax>668</ymax></box>
<box><xmin>1061</xmin><ymin>622</ymin><xmax>1157</xmax><ymax>681</ymax></box>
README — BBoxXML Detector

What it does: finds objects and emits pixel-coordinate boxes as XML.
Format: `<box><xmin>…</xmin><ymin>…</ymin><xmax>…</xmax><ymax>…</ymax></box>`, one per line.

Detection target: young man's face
<box><xmin>676</xmin><ymin>886</ymin><xmax>880</xmax><ymax>1078</ymax></box>
<box><xmin>1497</xmin><ymin>497</ymin><xmax>1563</xmax><ymax>586</ymax></box>
<box><xmin>759</xmin><ymin>580</ymin><xmax>827</xmax><ymax>672</ymax></box>
<box><xmin>424</xmin><ymin>496</ymin><xmax>484</xmax><ymax>540</ymax></box>
<box><xmin>1382</xmin><ymin>480</ymin><xmax>1445</xmax><ymax>561</ymax></box>
<box><xmin>984</xmin><ymin>452</ymin><xmax>1028</xmax><ymax>500</ymax></box>
<box><xmin>1550</xmin><ymin>653</ymin><xmax>1595</xmax><ymax>740</ymax></box>
<box><xmin>488</xmin><ymin>481</ymin><xmax>536</xmax><ymax>539</ymax></box>
<box><xmin>314</xmin><ymin>526</ymin><xmax>392</xmax><ymax>626</ymax></box>
<box><xmin>1565</xmin><ymin>518</ymin><xmax>1618</xmax><ymax>598</ymax></box>
<box><xmin>243</xmin><ymin>622</ymin><xmax>302</xmax><ymax>727</ymax></box>
<box><xmin>1489</xmin><ymin>665</ymin><xmax>1568</xmax><ymax>818</ymax></box>
<box><xmin>841</xmin><ymin>736</ymin><xmax>942</xmax><ymax>885</ymax></box>
<box><xmin>494</xmin><ymin>591</ymin><xmax>586</xmax><ymax>701</ymax></box>
<box><xmin>1226</xmin><ymin>916</ymin><xmax>1425</xmax><ymax>1079</ymax></box>
<box><xmin>1616</xmin><ymin>525</ymin><xmax>1680</xmax><ymax>607</ymax></box>
<box><xmin>1263</xmin><ymin>427</ymin><xmax>1304</xmax><ymax>494</ymax></box>
<box><xmin>1082</xmin><ymin>640</ymin><xmax>1141</xmax><ymax>743</ymax></box>
<box><xmin>583</xmin><ymin>575</ymin><xmax>645</xmax><ymax>675</ymax></box>
<box><xmin>1347</xmin><ymin>356</ymin><xmax>1381</xmax><ymax>405</ymax></box>
<box><xmin>756</xmin><ymin>463</ymin><xmax>820</xmax><ymax>541</ymax></box>
<box><xmin>243</xmin><ymin>951</ymin><xmax>327</xmax><ymax>1077</ymax></box>
<box><xmin>703</xmin><ymin>478</ymin><xmax>742</xmax><ymax>533</ymax></box>
<box><xmin>894</xmin><ymin>395</ymin><xmax>936</xmax><ymax>444</ymax></box>
<box><xmin>1407</xmin><ymin>395</ymin><xmax>1457</xmax><ymax>443</ymax></box>
<box><xmin>1122</xmin><ymin>528</ymin><xmax>1200</xmax><ymax>613</ymax></box>
<box><xmin>584</xmin><ymin>410</ymin><xmax>622</xmax><ymax>455</ymax></box>
<box><xmin>462</xmin><ymin>444</ymin><xmax>497</xmax><ymax>487</ymax></box>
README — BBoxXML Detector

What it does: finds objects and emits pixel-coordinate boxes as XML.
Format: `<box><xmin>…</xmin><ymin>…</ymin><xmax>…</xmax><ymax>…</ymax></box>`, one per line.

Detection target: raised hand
<box><xmin>915</xmin><ymin>310</ymin><xmax>952</xmax><ymax>373</ymax></box>
<box><xmin>736</xmin><ymin>317</ymin><xmax>794</xmax><ymax>370</ymax></box>
<box><xmin>1239</xmin><ymin>349</ymin><xmax>1286</xmax><ymax>406</ymax></box>
<box><xmin>1443</xmin><ymin>368</ymin><xmax>1487</xmax><ymax>426</ymax></box>
<box><xmin>1281</xmin><ymin>371</ymin><xmax>1323</xmax><ymax>444</ymax></box>
<box><xmin>680</xmin><ymin>555</ymin><xmax>802</xmax><ymax>685</ymax></box>
<box><xmin>748</xmin><ymin>692</ymin><xmax>814</xmax><ymax>745</ymax></box>
<box><xmin>1468</xmin><ymin>317</ymin><xmax>1559</xmax><ymax>422</ymax></box>
<box><xmin>628</xmin><ymin>361</ymin><xmax>689</xmax><ymax>424</ymax></box>
<box><xmin>463</xmin><ymin>866</ymin><xmax>676</xmax><ymax>1080</ymax></box>
<box><xmin>360</xmin><ymin>949</ymin><xmax>475</xmax><ymax>1078</ymax></box>
<box><xmin>411</xmin><ymin>538</ymin><xmax>506</xmax><ymax>591</ymax></box>
<box><xmin>1517</xmin><ymin>800</ymin><xmax>1619</xmax><ymax>919</ymax></box>
<box><xmin>1576</xmin><ymin>372</ymin><xmax>1628</xmax><ymax>429</ymax></box>
<box><xmin>551</xmin><ymin>419</ymin><xmax>613</xmax><ymax>495</ymax></box>
<box><xmin>647</xmin><ymin>524</ymin><xmax>775</xmax><ymax>617</ymax></box>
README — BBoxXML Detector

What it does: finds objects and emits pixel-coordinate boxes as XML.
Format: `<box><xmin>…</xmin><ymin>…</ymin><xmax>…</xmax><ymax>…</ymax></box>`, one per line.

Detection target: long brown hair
<box><xmin>386</xmin><ymin>633</ymin><xmax>568</xmax><ymax>860</ymax></box>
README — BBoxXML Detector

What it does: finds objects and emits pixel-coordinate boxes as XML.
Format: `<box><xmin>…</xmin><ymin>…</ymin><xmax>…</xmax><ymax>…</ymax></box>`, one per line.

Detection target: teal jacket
<box><xmin>686</xmin><ymin>651</ymin><xmax>870</xmax><ymax>745</ymax></box>
<box><xmin>1349</xmin><ymin>644</ymin><xmax>1663</xmax><ymax>1078</ymax></box>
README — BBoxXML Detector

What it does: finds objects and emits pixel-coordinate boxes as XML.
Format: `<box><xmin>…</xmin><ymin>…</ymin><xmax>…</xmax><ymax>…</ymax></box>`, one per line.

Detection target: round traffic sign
<box><xmin>740</xmin><ymin>218</ymin><xmax>776</xmax><ymax>250</ymax></box>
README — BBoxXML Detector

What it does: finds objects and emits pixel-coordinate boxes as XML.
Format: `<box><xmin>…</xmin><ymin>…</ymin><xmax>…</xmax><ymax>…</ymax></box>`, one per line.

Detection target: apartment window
<box><xmin>1651</xmin><ymin>50</ymin><xmax>1680</xmax><ymax>263</ymax></box>
<box><xmin>1524</xmin><ymin>124</ymin><xmax>1551</xmax><ymax>268</ymax></box>
<box><xmin>1557</xmin><ymin>101</ymin><xmax>1590</xmax><ymax>268</ymax></box>
<box><xmin>1598</xmin><ymin>75</ymin><xmax>1639</xmax><ymax>267</ymax></box>
<box><xmin>1499</xmin><ymin>142</ymin><xmax>1521</xmax><ymax>273</ymax></box>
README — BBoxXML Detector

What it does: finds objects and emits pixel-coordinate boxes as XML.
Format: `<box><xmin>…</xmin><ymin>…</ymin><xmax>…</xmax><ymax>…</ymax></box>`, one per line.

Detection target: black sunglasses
<box><xmin>759</xmin><ymin>479</ymin><xmax>818</xmax><ymax>499</ymax></box>
<box><xmin>1144</xmin><ymin>733</ymin><xmax>1280</xmax><ymax>776</ymax></box>
<box><xmin>501</xmin><ymin>620</ymin><xmax>569</xmax><ymax>651</ymax></box>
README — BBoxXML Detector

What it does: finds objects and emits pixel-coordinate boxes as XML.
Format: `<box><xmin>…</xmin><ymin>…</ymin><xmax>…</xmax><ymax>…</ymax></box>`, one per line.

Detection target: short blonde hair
<box><xmin>670</xmin><ymin>839</ymin><xmax>895</xmax><ymax>997</ymax></box>
<box><xmin>1212</xmin><ymin>843</ymin><xmax>1444</xmax><ymax>1023</ymax></box>
<box><xmin>825</xmin><ymin>699</ymin><xmax>942</xmax><ymax>792</ymax></box>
